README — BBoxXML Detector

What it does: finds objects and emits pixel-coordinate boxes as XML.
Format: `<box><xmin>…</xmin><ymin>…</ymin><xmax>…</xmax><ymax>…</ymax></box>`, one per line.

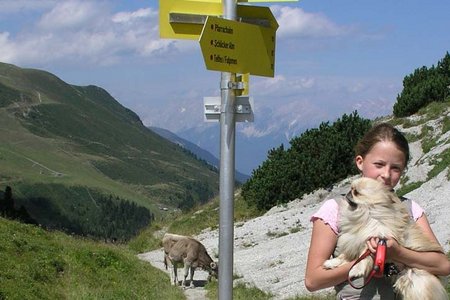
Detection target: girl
<box><xmin>304</xmin><ymin>123</ymin><xmax>450</xmax><ymax>299</ymax></box>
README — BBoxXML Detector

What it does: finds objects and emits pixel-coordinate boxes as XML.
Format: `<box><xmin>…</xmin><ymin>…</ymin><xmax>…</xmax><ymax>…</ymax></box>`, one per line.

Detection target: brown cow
<box><xmin>162</xmin><ymin>233</ymin><xmax>218</xmax><ymax>287</ymax></box>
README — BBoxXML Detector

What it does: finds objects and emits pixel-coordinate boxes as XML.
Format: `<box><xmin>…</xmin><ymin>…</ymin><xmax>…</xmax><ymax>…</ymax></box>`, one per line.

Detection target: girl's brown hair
<box><xmin>355</xmin><ymin>123</ymin><xmax>410</xmax><ymax>165</ymax></box>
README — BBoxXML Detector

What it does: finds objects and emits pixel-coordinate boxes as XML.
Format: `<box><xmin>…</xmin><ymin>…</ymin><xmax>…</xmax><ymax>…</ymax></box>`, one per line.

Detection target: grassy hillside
<box><xmin>0</xmin><ymin>62</ymin><xmax>219</xmax><ymax>240</ymax></box>
<box><xmin>0</xmin><ymin>217</ymin><xmax>185</xmax><ymax>300</ymax></box>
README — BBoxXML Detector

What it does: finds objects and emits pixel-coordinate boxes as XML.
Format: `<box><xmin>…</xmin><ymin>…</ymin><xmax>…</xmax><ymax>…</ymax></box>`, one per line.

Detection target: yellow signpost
<box><xmin>199</xmin><ymin>16</ymin><xmax>276</xmax><ymax>77</ymax></box>
<box><xmin>158</xmin><ymin>1</ymin><xmax>291</xmax><ymax>298</ymax></box>
<box><xmin>159</xmin><ymin>0</ymin><xmax>279</xmax><ymax>41</ymax></box>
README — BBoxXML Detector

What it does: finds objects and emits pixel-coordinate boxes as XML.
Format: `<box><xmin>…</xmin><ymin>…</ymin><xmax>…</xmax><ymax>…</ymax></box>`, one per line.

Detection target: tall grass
<box><xmin>0</xmin><ymin>217</ymin><xmax>184</xmax><ymax>300</ymax></box>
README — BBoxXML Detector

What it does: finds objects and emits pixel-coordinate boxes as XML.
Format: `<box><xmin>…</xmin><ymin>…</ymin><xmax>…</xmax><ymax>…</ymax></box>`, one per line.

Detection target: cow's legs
<box><xmin>169</xmin><ymin>261</ymin><xmax>178</xmax><ymax>286</ymax></box>
<box><xmin>189</xmin><ymin>266</ymin><xmax>195</xmax><ymax>287</ymax></box>
<box><xmin>173</xmin><ymin>265</ymin><xmax>179</xmax><ymax>285</ymax></box>
<box><xmin>182</xmin><ymin>262</ymin><xmax>193</xmax><ymax>287</ymax></box>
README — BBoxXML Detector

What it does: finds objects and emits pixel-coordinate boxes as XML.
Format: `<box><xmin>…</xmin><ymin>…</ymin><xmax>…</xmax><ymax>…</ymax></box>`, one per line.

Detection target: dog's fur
<box><xmin>323</xmin><ymin>177</ymin><xmax>447</xmax><ymax>300</ymax></box>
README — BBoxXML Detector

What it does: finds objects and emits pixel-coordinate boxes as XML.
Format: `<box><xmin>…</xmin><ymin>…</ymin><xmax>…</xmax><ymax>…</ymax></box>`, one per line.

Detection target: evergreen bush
<box><xmin>242</xmin><ymin>111</ymin><xmax>371</xmax><ymax>211</ymax></box>
<box><xmin>394</xmin><ymin>52</ymin><xmax>450</xmax><ymax>117</ymax></box>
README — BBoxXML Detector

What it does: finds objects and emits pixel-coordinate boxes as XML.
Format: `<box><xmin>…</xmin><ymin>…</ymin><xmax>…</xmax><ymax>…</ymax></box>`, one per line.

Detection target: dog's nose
<box><xmin>345</xmin><ymin>191</ymin><xmax>353</xmax><ymax>201</ymax></box>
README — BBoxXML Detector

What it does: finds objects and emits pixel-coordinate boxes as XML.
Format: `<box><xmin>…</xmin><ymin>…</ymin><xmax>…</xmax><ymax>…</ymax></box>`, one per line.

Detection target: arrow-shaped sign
<box><xmin>199</xmin><ymin>16</ymin><xmax>276</xmax><ymax>77</ymax></box>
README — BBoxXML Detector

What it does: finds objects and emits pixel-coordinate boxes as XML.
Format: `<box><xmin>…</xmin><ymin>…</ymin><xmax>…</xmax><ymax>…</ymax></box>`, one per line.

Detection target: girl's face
<box><xmin>355</xmin><ymin>141</ymin><xmax>406</xmax><ymax>189</ymax></box>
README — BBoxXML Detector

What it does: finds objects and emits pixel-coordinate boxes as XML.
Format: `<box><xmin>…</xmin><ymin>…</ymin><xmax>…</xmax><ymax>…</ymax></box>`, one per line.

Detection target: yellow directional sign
<box><xmin>237</xmin><ymin>4</ymin><xmax>278</xmax><ymax>30</ymax></box>
<box><xmin>199</xmin><ymin>16</ymin><xmax>276</xmax><ymax>77</ymax></box>
<box><xmin>159</xmin><ymin>0</ymin><xmax>279</xmax><ymax>40</ymax></box>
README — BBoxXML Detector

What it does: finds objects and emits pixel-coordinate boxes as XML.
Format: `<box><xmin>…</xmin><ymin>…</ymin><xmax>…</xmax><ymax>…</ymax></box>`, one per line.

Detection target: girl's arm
<box><xmin>395</xmin><ymin>214</ymin><xmax>450</xmax><ymax>275</ymax></box>
<box><xmin>370</xmin><ymin>214</ymin><xmax>450</xmax><ymax>276</ymax></box>
<box><xmin>304</xmin><ymin>219</ymin><xmax>355</xmax><ymax>291</ymax></box>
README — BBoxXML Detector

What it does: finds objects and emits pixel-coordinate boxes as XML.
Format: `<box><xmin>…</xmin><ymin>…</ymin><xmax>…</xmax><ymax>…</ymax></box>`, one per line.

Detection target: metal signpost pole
<box><xmin>160</xmin><ymin>1</ymin><xmax>283</xmax><ymax>298</ymax></box>
<box><xmin>219</xmin><ymin>1</ymin><xmax>236</xmax><ymax>299</ymax></box>
<box><xmin>159</xmin><ymin>1</ymin><xmax>284</xmax><ymax>299</ymax></box>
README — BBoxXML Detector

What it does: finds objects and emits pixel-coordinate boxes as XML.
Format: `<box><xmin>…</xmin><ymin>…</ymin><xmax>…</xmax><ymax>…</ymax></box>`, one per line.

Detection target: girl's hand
<box><xmin>384</xmin><ymin>237</ymin><xmax>401</xmax><ymax>259</ymax></box>
<box><xmin>366</xmin><ymin>237</ymin><xmax>380</xmax><ymax>253</ymax></box>
<box><xmin>366</xmin><ymin>237</ymin><xmax>406</xmax><ymax>273</ymax></box>
<box><xmin>366</xmin><ymin>237</ymin><xmax>401</xmax><ymax>259</ymax></box>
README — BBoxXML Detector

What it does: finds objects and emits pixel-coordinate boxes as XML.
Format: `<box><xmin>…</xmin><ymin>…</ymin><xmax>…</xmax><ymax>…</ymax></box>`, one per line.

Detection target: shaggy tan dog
<box><xmin>323</xmin><ymin>177</ymin><xmax>447</xmax><ymax>300</ymax></box>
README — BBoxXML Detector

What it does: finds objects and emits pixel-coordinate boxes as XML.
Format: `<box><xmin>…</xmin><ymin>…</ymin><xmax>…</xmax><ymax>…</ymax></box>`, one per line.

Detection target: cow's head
<box><xmin>207</xmin><ymin>262</ymin><xmax>219</xmax><ymax>281</ymax></box>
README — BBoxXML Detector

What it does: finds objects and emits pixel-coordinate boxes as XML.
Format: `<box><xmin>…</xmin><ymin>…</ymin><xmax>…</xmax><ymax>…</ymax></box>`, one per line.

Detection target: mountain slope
<box><xmin>150</xmin><ymin>126</ymin><xmax>250</xmax><ymax>183</ymax></box>
<box><xmin>0</xmin><ymin>62</ymin><xmax>219</xmax><ymax>239</ymax></box>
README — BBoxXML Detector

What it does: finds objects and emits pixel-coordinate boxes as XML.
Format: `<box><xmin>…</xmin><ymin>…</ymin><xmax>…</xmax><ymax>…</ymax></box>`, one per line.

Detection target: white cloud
<box><xmin>240</xmin><ymin>124</ymin><xmax>278</xmax><ymax>138</ymax></box>
<box><xmin>272</xmin><ymin>6</ymin><xmax>355</xmax><ymax>39</ymax></box>
<box><xmin>251</xmin><ymin>75</ymin><xmax>316</xmax><ymax>101</ymax></box>
<box><xmin>0</xmin><ymin>32</ymin><xmax>14</xmax><ymax>61</ymax></box>
<box><xmin>0</xmin><ymin>2</ymin><xmax>358</xmax><ymax>68</ymax></box>
<box><xmin>0</xmin><ymin>0</ymin><xmax>57</xmax><ymax>14</ymax></box>
<box><xmin>0</xmin><ymin>0</ymin><xmax>181</xmax><ymax>66</ymax></box>
<box><xmin>37</xmin><ymin>1</ymin><xmax>104</xmax><ymax>30</ymax></box>
<box><xmin>293</xmin><ymin>77</ymin><xmax>315</xmax><ymax>89</ymax></box>
<box><xmin>112</xmin><ymin>8</ymin><xmax>153</xmax><ymax>23</ymax></box>
<box><xmin>256</xmin><ymin>74</ymin><xmax>286</xmax><ymax>92</ymax></box>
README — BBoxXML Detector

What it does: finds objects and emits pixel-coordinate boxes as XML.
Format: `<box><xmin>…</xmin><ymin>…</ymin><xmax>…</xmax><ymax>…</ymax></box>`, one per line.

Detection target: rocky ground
<box><xmin>139</xmin><ymin>175</ymin><xmax>449</xmax><ymax>299</ymax></box>
<box><xmin>138</xmin><ymin>111</ymin><xmax>450</xmax><ymax>299</ymax></box>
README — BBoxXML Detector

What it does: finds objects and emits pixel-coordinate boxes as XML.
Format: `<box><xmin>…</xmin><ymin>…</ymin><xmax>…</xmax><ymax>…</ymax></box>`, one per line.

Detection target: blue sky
<box><xmin>1</xmin><ymin>0</ymin><xmax>449</xmax><ymax>136</ymax></box>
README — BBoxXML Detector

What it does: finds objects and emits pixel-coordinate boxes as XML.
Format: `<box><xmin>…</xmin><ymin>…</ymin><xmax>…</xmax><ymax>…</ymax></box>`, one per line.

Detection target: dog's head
<box><xmin>345</xmin><ymin>177</ymin><xmax>400</xmax><ymax>209</ymax></box>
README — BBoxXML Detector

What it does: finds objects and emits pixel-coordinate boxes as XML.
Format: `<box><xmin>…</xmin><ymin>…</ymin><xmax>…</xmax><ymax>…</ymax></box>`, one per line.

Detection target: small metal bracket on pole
<box><xmin>220</xmin><ymin>79</ymin><xmax>245</xmax><ymax>91</ymax></box>
<box><xmin>228</xmin><ymin>81</ymin><xmax>244</xmax><ymax>90</ymax></box>
<box><xmin>204</xmin><ymin>96</ymin><xmax>254</xmax><ymax>122</ymax></box>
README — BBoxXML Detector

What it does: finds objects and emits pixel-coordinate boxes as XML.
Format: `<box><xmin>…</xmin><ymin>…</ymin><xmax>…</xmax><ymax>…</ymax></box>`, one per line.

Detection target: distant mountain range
<box><xmin>160</xmin><ymin>96</ymin><xmax>394</xmax><ymax>176</ymax></box>
<box><xmin>149</xmin><ymin>126</ymin><xmax>250</xmax><ymax>183</ymax></box>
<box><xmin>177</xmin><ymin>124</ymin><xmax>290</xmax><ymax>177</ymax></box>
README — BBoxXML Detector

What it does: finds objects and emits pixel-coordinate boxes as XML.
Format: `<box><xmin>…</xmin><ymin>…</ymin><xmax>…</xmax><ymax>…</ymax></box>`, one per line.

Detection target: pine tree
<box><xmin>4</xmin><ymin>186</ymin><xmax>14</xmax><ymax>216</ymax></box>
